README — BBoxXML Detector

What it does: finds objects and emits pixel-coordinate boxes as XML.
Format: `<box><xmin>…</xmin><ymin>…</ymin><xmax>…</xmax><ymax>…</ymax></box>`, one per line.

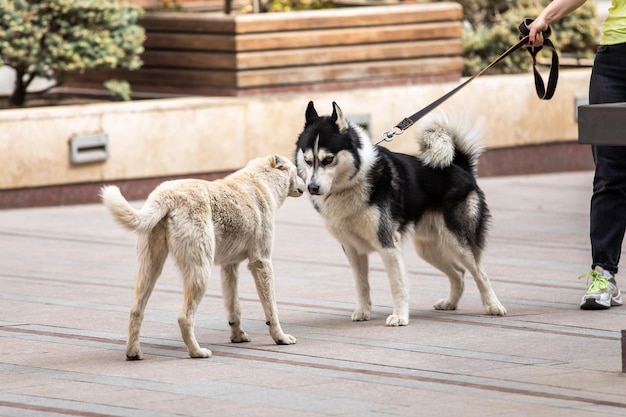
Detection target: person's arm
<box><xmin>527</xmin><ymin>0</ymin><xmax>588</xmax><ymax>46</ymax></box>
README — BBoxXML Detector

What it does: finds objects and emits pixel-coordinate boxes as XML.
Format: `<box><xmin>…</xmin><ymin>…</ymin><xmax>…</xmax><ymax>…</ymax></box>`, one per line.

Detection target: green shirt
<box><xmin>601</xmin><ymin>0</ymin><xmax>626</xmax><ymax>44</ymax></box>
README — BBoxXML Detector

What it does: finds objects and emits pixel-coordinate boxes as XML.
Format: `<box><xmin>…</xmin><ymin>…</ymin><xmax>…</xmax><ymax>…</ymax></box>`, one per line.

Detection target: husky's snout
<box><xmin>307</xmin><ymin>182</ymin><xmax>321</xmax><ymax>195</ymax></box>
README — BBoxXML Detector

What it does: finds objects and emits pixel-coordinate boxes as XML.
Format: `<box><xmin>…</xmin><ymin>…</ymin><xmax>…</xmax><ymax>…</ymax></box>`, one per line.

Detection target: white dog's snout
<box><xmin>290</xmin><ymin>176</ymin><xmax>306</xmax><ymax>197</ymax></box>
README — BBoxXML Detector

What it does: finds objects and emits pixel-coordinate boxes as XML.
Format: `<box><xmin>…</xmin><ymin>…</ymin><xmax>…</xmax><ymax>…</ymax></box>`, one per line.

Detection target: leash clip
<box><xmin>376</xmin><ymin>126</ymin><xmax>403</xmax><ymax>145</ymax></box>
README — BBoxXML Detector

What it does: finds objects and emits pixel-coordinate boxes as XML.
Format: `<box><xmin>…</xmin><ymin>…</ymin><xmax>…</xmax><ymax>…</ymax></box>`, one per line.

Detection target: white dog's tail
<box><xmin>415</xmin><ymin>111</ymin><xmax>484</xmax><ymax>172</ymax></box>
<box><xmin>100</xmin><ymin>185</ymin><xmax>168</xmax><ymax>232</ymax></box>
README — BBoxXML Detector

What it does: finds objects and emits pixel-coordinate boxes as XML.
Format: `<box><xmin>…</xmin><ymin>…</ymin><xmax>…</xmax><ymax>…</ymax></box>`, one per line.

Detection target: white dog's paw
<box><xmin>351</xmin><ymin>308</ymin><xmax>371</xmax><ymax>322</ymax></box>
<box><xmin>126</xmin><ymin>350</ymin><xmax>143</xmax><ymax>361</ymax></box>
<box><xmin>433</xmin><ymin>299</ymin><xmax>457</xmax><ymax>311</ymax></box>
<box><xmin>230</xmin><ymin>330</ymin><xmax>251</xmax><ymax>343</ymax></box>
<box><xmin>125</xmin><ymin>343</ymin><xmax>143</xmax><ymax>361</ymax></box>
<box><xmin>385</xmin><ymin>314</ymin><xmax>409</xmax><ymax>327</ymax></box>
<box><xmin>275</xmin><ymin>334</ymin><xmax>297</xmax><ymax>345</ymax></box>
<box><xmin>189</xmin><ymin>348</ymin><xmax>212</xmax><ymax>359</ymax></box>
<box><xmin>485</xmin><ymin>302</ymin><xmax>507</xmax><ymax>316</ymax></box>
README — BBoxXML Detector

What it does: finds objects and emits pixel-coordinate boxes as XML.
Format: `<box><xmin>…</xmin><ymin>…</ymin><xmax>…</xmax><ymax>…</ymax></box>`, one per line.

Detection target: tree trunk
<box><xmin>9</xmin><ymin>67</ymin><xmax>27</xmax><ymax>107</ymax></box>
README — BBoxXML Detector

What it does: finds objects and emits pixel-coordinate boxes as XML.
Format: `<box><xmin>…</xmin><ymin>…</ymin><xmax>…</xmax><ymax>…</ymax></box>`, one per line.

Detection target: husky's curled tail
<box><xmin>414</xmin><ymin>112</ymin><xmax>484</xmax><ymax>172</ymax></box>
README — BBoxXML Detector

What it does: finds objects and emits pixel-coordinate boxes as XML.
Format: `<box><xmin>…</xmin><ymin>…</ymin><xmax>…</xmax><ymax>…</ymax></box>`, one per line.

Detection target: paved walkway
<box><xmin>1</xmin><ymin>170</ymin><xmax>625</xmax><ymax>417</ymax></box>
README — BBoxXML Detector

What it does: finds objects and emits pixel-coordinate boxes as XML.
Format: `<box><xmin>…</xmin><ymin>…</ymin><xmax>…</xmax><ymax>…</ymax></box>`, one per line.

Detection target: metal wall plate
<box><xmin>69</xmin><ymin>133</ymin><xmax>109</xmax><ymax>164</ymax></box>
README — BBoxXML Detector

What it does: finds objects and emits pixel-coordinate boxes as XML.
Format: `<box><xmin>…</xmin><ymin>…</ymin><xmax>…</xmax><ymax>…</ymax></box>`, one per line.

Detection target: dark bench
<box><xmin>578</xmin><ymin>102</ymin><xmax>626</xmax><ymax>146</ymax></box>
<box><xmin>579</xmin><ymin>103</ymin><xmax>626</xmax><ymax>372</ymax></box>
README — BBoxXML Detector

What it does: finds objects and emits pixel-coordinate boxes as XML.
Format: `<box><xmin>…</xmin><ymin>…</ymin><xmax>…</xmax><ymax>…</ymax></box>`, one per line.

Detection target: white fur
<box><xmin>413</xmin><ymin>212</ymin><xmax>504</xmax><ymax>314</ymax></box>
<box><xmin>415</xmin><ymin>110</ymin><xmax>485</xmax><ymax>171</ymax></box>
<box><xmin>101</xmin><ymin>155</ymin><xmax>305</xmax><ymax>360</ymax></box>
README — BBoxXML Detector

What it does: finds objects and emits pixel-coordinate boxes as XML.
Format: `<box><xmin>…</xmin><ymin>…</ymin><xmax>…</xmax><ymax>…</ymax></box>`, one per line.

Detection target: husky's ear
<box><xmin>270</xmin><ymin>154</ymin><xmax>287</xmax><ymax>170</ymax></box>
<box><xmin>331</xmin><ymin>102</ymin><xmax>349</xmax><ymax>133</ymax></box>
<box><xmin>305</xmin><ymin>101</ymin><xmax>318</xmax><ymax>124</ymax></box>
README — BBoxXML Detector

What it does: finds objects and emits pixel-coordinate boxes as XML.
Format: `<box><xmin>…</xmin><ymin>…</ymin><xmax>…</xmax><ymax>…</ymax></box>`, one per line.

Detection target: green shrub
<box><xmin>0</xmin><ymin>0</ymin><xmax>145</xmax><ymax>106</ymax></box>
<box><xmin>263</xmin><ymin>0</ymin><xmax>335</xmax><ymax>12</ymax></box>
<box><xmin>236</xmin><ymin>0</ymin><xmax>334</xmax><ymax>13</ymax></box>
<box><xmin>455</xmin><ymin>0</ymin><xmax>599</xmax><ymax>75</ymax></box>
<box><xmin>104</xmin><ymin>79</ymin><xmax>132</xmax><ymax>101</ymax></box>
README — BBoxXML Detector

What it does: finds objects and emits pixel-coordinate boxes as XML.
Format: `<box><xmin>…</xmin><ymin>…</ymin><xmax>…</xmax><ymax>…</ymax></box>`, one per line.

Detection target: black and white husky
<box><xmin>295</xmin><ymin>101</ymin><xmax>506</xmax><ymax>326</ymax></box>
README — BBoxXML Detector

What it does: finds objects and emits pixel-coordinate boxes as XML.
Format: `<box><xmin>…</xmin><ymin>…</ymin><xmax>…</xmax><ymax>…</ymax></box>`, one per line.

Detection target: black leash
<box><xmin>377</xmin><ymin>18</ymin><xmax>559</xmax><ymax>145</ymax></box>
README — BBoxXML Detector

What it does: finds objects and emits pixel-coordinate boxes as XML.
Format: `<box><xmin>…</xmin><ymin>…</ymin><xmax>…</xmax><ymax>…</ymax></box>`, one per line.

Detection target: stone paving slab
<box><xmin>1</xmin><ymin>170</ymin><xmax>625</xmax><ymax>417</ymax></box>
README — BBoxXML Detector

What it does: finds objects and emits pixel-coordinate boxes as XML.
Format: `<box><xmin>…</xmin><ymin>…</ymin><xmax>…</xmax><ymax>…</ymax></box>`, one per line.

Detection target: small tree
<box><xmin>0</xmin><ymin>0</ymin><xmax>145</xmax><ymax>106</ymax></box>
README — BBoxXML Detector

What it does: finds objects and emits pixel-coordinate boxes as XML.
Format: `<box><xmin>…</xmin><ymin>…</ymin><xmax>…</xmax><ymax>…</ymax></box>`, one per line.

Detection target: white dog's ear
<box><xmin>331</xmin><ymin>102</ymin><xmax>349</xmax><ymax>133</ymax></box>
<box><xmin>270</xmin><ymin>154</ymin><xmax>287</xmax><ymax>170</ymax></box>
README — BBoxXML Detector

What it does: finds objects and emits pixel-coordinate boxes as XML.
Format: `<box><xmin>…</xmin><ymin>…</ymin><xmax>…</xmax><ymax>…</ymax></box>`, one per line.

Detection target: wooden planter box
<box><xmin>75</xmin><ymin>2</ymin><xmax>463</xmax><ymax>96</ymax></box>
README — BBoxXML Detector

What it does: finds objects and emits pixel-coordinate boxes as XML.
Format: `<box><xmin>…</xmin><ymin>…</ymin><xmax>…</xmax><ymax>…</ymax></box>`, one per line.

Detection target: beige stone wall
<box><xmin>0</xmin><ymin>69</ymin><xmax>591</xmax><ymax>190</ymax></box>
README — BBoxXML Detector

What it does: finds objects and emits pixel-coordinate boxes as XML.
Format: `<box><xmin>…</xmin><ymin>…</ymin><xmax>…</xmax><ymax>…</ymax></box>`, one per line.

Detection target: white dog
<box><xmin>101</xmin><ymin>155</ymin><xmax>305</xmax><ymax>360</ymax></box>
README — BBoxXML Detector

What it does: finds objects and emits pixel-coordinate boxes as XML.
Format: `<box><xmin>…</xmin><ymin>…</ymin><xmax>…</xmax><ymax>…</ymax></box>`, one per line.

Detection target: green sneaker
<box><xmin>579</xmin><ymin>267</ymin><xmax>623</xmax><ymax>310</ymax></box>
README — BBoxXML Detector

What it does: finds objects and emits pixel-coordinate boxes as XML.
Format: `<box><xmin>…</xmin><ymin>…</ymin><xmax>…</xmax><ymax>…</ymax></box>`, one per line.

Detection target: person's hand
<box><xmin>526</xmin><ymin>17</ymin><xmax>549</xmax><ymax>47</ymax></box>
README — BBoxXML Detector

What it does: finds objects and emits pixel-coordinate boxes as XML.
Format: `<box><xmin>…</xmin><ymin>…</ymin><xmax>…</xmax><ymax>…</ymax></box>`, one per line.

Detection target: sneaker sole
<box><xmin>580</xmin><ymin>298</ymin><xmax>611</xmax><ymax>310</ymax></box>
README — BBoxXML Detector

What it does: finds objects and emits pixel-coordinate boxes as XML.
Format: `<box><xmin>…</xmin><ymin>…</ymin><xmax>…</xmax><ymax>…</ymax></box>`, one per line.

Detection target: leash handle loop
<box><xmin>531</xmin><ymin>37</ymin><xmax>559</xmax><ymax>100</ymax></box>
<box><xmin>519</xmin><ymin>18</ymin><xmax>559</xmax><ymax>100</ymax></box>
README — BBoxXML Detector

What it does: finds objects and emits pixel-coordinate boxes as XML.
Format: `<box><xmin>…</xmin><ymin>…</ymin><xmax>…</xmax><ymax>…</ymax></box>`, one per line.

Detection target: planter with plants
<box><xmin>73</xmin><ymin>1</ymin><xmax>465</xmax><ymax>96</ymax></box>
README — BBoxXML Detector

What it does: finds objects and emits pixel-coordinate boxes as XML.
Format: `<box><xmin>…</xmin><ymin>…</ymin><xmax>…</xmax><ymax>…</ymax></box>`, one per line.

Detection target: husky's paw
<box><xmin>275</xmin><ymin>334</ymin><xmax>297</xmax><ymax>345</ymax></box>
<box><xmin>230</xmin><ymin>330</ymin><xmax>251</xmax><ymax>343</ymax></box>
<box><xmin>189</xmin><ymin>348</ymin><xmax>212</xmax><ymax>358</ymax></box>
<box><xmin>385</xmin><ymin>314</ymin><xmax>409</xmax><ymax>327</ymax></box>
<box><xmin>433</xmin><ymin>299</ymin><xmax>458</xmax><ymax>311</ymax></box>
<box><xmin>351</xmin><ymin>308</ymin><xmax>371</xmax><ymax>322</ymax></box>
<box><xmin>485</xmin><ymin>302</ymin><xmax>507</xmax><ymax>316</ymax></box>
